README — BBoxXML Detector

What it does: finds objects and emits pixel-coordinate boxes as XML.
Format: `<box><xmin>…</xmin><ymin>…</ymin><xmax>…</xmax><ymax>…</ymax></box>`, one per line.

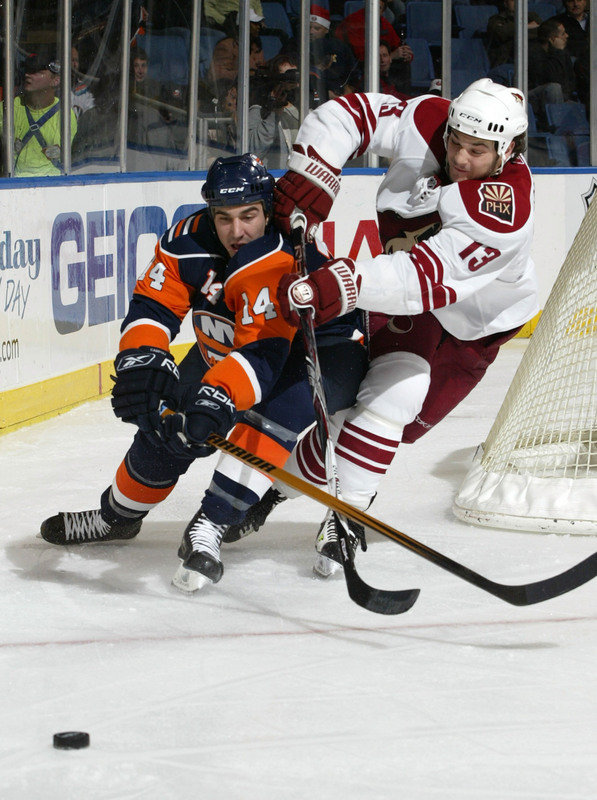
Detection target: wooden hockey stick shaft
<box><xmin>205</xmin><ymin>431</ymin><xmax>597</xmax><ymax>606</ymax></box>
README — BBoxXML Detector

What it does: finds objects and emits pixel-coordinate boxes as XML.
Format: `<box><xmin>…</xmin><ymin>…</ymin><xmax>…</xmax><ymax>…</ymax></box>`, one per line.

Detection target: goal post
<box><xmin>453</xmin><ymin>195</ymin><xmax>597</xmax><ymax>534</ymax></box>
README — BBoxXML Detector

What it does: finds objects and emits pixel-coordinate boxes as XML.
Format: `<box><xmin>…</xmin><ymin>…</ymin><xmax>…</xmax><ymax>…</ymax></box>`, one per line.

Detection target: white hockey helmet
<box><xmin>445</xmin><ymin>78</ymin><xmax>528</xmax><ymax>160</ymax></box>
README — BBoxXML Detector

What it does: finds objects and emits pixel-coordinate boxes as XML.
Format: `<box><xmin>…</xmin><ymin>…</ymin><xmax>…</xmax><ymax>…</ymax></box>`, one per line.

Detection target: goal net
<box><xmin>453</xmin><ymin>195</ymin><xmax>597</xmax><ymax>534</ymax></box>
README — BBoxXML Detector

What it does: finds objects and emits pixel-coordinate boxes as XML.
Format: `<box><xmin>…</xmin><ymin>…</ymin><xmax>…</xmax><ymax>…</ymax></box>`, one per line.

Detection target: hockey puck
<box><xmin>53</xmin><ymin>731</ymin><xmax>90</xmax><ymax>750</ymax></box>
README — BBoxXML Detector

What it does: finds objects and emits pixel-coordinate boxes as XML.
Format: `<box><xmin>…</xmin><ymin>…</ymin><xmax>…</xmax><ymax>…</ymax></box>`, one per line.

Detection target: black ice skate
<box><xmin>40</xmin><ymin>509</ymin><xmax>142</xmax><ymax>545</ymax></box>
<box><xmin>222</xmin><ymin>486</ymin><xmax>287</xmax><ymax>543</ymax></box>
<box><xmin>314</xmin><ymin>510</ymin><xmax>367</xmax><ymax>578</ymax></box>
<box><xmin>172</xmin><ymin>510</ymin><xmax>228</xmax><ymax>593</ymax></box>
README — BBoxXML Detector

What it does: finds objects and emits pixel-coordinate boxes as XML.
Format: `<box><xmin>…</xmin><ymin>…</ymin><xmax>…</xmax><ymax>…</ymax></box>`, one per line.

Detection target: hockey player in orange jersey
<box><xmin>40</xmin><ymin>154</ymin><xmax>367</xmax><ymax>591</ymax></box>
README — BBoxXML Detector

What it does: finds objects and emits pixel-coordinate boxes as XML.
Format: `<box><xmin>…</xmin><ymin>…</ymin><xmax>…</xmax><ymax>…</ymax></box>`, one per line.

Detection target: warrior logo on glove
<box><xmin>290</xmin><ymin>282</ymin><xmax>315</xmax><ymax>305</ymax></box>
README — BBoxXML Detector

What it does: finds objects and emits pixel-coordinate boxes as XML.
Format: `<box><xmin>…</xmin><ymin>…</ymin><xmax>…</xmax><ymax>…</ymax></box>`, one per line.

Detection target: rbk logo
<box><xmin>120</xmin><ymin>353</ymin><xmax>156</xmax><ymax>370</ymax></box>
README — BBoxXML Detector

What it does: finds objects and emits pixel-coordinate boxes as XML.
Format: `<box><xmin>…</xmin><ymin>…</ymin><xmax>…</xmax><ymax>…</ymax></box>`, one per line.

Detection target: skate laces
<box><xmin>64</xmin><ymin>510</ymin><xmax>111</xmax><ymax>541</ymax></box>
<box><xmin>316</xmin><ymin>512</ymin><xmax>339</xmax><ymax>550</ymax></box>
<box><xmin>187</xmin><ymin>514</ymin><xmax>227</xmax><ymax>559</ymax></box>
<box><xmin>317</xmin><ymin>512</ymin><xmax>367</xmax><ymax>553</ymax></box>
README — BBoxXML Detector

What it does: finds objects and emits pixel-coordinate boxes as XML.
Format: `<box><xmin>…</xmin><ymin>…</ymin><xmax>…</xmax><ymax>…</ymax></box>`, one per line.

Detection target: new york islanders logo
<box><xmin>478</xmin><ymin>183</ymin><xmax>515</xmax><ymax>225</ymax></box>
<box><xmin>193</xmin><ymin>310</ymin><xmax>235</xmax><ymax>367</ymax></box>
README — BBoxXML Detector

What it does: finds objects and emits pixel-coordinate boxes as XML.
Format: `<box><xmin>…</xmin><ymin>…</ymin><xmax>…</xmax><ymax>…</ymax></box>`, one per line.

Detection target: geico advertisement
<box><xmin>0</xmin><ymin>171</ymin><xmax>590</xmax><ymax>392</ymax></box>
<box><xmin>0</xmin><ymin>175</ymin><xmax>380</xmax><ymax>392</ymax></box>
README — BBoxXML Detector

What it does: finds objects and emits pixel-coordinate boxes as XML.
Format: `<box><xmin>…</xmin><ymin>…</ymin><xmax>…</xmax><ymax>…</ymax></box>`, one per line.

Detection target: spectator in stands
<box><xmin>130</xmin><ymin>46</ymin><xmax>161</xmax><ymax>104</ymax></box>
<box><xmin>197</xmin><ymin>36</ymin><xmax>239</xmax><ymax>114</ymax></box>
<box><xmin>73</xmin><ymin>66</ymin><xmax>180</xmax><ymax>172</ymax></box>
<box><xmin>0</xmin><ymin>48</ymin><xmax>77</xmax><ymax>177</ymax></box>
<box><xmin>311</xmin><ymin>5</ymin><xmax>360</xmax><ymax>97</ymax></box>
<box><xmin>204</xmin><ymin>0</ymin><xmax>265</xmax><ymax>34</ymax></box>
<box><xmin>72</xmin><ymin>70</ymin><xmax>120</xmax><ymax>167</ymax></box>
<box><xmin>379</xmin><ymin>39</ymin><xmax>411</xmax><ymax>99</ymax></box>
<box><xmin>282</xmin><ymin>4</ymin><xmax>360</xmax><ymax>101</ymax></box>
<box><xmin>248</xmin><ymin>55</ymin><xmax>300</xmax><ymax>168</ymax></box>
<box><xmin>528</xmin><ymin>18</ymin><xmax>577</xmax><ymax>131</ymax></box>
<box><xmin>249</xmin><ymin>36</ymin><xmax>266</xmax><ymax>77</ymax></box>
<box><xmin>334</xmin><ymin>0</ymin><xmax>412</xmax><ymax>77</ymax></box>
<box><xmin>551</xmin><ymin>0</ymin><xmax>589</xmax><ymax>60</ymax></box>
<box><xmin>486</xmin><ymin>0</ymin><xmax>542</xmax><ymax>71</ymax></box>
<box><xmin>71</xmin><ymin>45</ymin><xmax>95</xmax><ymax>119</ymax></box>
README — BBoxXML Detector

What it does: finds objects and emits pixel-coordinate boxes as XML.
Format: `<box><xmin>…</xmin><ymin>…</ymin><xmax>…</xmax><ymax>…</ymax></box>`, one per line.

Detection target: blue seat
<box><xmin>405</xmin><ymin>38</ymin><xmax>435</xmax><ymax>88</ymax></box>
<box><xmin>344</xmin><ymin>0</ymin><xmax>364</xmax><ymax>14</ymax></box>
<box><xmin>546</xmin><ymin>134</ymin><xmax>572</xmax><ymax>167</ymax></box>
<box><xmin>199</xmin><ymin>28</ymin><xmax>226</xmax><ymax>79</ymax></box>
<box><xmin>450</xmin><ymin>38</ymin><xmax>489</xmax><ymax>94</ymax></box>
<box><xmin>405</xmin><ymin>2</ymin><xmax>442</xmax><ymax>47</ymax></box>
<box><xmin>545</xmin><ymin>101</ymin><xmax>590</xmax><ymax>135</ymax></box>
<box><xmin>487</xmin><ymin>62</ymin><xmax>514</xmax><ymax>86</ymax></box>
<box><xmin>261</xmin><ymin>2</ymin><xmax>293</xmax><ymax>39</ymax></box>
<box><xmin>452</xmin><ymin>38</ymin><xmax>489</xmax><ymax>71</ymax></box>
<box><xmin>527</xmin><ymin>102</ymin><xmax>539</xmax><ymax>135</ymax></box>
<box><xmin>260</xmin><ymin>34</ymin><xmax>283</xmax><ymax>61</ymax></box>
<box><xmin>454</xmin><ymin>5</ymin><xmax>498</xmax><ymax>38</ymax></box>
<box><xmin>573</xmin><ymin>135</ymin><xmax>591</xmax><ymax>167</ymax></box>
<box><xmin>285</xmin><ymin>0</ymin><xmax>301</xmax><ymax>23</ymax></box>
<box><xmin>528</xmin><ymin>2</ymin><xmax>557</xmax><ymax>20</ymax></box>
<box><xmin>136</xmin><ymin>28</ymin><xmax>191</xmax><ymax>85</ymax></box>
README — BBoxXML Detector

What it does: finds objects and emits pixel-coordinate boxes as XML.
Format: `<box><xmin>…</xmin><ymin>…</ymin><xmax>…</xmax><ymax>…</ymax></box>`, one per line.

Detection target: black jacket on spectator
<box><xmin>485</xmin><ymin>7</ymin><xmax>542</xmax><ymax>69</ymax></box>
<box><xmin>551</xmin><ymin>10</ymin><xmax>589</xmax><ymax>60</ymax></box>
<box><xmin>528</xmin><ymin>39</ymin><xmax>577</xmax><ymax>100</ymax></box>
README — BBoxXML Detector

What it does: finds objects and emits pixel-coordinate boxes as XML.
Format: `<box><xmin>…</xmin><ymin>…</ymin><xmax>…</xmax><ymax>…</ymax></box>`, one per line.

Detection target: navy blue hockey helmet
<box><xmin>201</xmin><ymin>153</ymin><xmax>276</xmax><ymax>217</ymax></box>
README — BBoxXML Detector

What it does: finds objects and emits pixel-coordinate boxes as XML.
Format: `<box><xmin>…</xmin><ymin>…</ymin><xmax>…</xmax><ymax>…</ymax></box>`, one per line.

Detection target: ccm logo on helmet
<box><xmin>220</xmin><ymin>187</ymin><xmax>243</xmax><ymax>194</ymax></box>
<box><xmin>457</xmin><ymin>112</ymin><xmax>482</xmax><ymax>123</ymax></box>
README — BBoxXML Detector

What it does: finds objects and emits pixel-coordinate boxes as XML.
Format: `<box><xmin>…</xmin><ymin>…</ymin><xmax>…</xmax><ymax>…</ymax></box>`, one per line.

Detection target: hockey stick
<box><xmin>204</xmin><ymin>432</ymin><xmax>597</xmax><ymax>606</ymax></box>
<box><xmin>288</xmin><ymin>212</ymin><xmax>419</xmax><ymax>615</ymax></box>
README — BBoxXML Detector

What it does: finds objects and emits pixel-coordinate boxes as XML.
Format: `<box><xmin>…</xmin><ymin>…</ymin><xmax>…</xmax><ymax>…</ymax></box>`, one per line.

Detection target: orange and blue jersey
<box><xmin>119</xmin><ymin>208</ymin><xmax>361</xmax><ymax>411</ymax></box>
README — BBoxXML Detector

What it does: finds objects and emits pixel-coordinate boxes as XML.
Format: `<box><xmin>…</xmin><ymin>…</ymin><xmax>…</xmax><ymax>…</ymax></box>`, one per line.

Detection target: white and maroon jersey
<box><xmin>293</xmin><ymin>92</ymin><xmax>539</xmax><ymax>340</ymax></box>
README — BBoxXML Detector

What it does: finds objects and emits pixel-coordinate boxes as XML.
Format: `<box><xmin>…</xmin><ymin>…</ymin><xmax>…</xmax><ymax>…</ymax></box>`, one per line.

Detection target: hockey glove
<box><xmin>160</xmin><ymin>384</ymin><xmax>237</xmax><ymax>458</ymax></box>
<box><xmin>274</xmin><ymin>145</ymin><xmax>341</xmax><ymax>240</ymax></box>
<box><xmin>277</xmin><ymin>258</ymin><xmax>361</xmax><ymax>327</ymax></box>
<box><xmin>111</xmin><ymin>346</ymin><xmax>179</xmax><ymax>433</ymax></box>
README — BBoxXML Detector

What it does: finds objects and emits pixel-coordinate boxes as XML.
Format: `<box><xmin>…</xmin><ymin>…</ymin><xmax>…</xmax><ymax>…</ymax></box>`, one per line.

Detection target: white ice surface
<box><xmin>1</xmin><ymin>340</ymin><xmax>595</xmax><ymax>800</ymax></box>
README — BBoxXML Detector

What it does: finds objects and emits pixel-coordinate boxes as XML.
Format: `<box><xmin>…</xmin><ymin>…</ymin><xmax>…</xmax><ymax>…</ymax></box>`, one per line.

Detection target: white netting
<box><xmin>454</xmin><ymin>195</ymin><xmax>597</xmax><ymax>533</ymax></box>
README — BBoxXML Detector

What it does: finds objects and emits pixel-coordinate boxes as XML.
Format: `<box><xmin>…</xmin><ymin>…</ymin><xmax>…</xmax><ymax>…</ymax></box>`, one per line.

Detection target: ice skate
<box><xmin>222</xmin><ymin>486</ymin><xmax>287</xmax><ymax>543</ymax></box>
<box><xmin>313</xmin><ymin>510</ymin><xmax>367</xmax><ymax>578</ymax></box>
<box><xmin>172</xmin><ymin>510</ymin><xmax>228</xmax><ymax>593</ymax></box>
<box><xmin>40</xmin><ymin>509</ymin><xmax>142</xmax><ymax>545</ymax></box>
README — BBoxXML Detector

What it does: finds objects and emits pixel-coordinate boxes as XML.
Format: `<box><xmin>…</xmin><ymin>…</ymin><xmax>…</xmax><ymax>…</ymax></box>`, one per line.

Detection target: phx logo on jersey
<box><xmin>478</xmin><ymin>183</ymin><xmax>515</xmax><ymax>225</ymax></box>
<box><xmin>193</xmin><ymin>310</ymin><xmax>235</xmax><ymax>367</ymax></box>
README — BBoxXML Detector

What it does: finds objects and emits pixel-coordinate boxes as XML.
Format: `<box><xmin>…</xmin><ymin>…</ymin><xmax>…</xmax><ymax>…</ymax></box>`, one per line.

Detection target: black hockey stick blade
<box><xmin>336</xmin><ymin>519</ymin><xmax>420</xmax><ymax>615</ymax></box>
<box><xmin>206</xmin><ymin>433</ymin><xmax>597</xmax><ymax>607</ymax></box>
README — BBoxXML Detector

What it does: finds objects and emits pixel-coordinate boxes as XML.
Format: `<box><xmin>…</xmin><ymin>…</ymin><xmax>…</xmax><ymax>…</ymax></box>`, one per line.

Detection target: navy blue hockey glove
<box><xmin>111</xmin><ymin>346</ymin><xmax>179</xmax><ymax>433</ymax></box>
<box><xmin>160</xmin><ymin>384</ymin><xmax>237</xmax><ymax>458</ymax></box>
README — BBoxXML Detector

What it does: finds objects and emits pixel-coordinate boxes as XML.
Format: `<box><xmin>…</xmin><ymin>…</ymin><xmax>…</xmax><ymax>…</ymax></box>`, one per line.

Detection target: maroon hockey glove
<box><xmin>274</xmin><ymin>145</ymin><xmax>341</xmax><ymax>240</ymax></box>
<box><xmin>277</xmin><ymin>258</ymin><xmax>361</xmax><ymax>327</ymax></box>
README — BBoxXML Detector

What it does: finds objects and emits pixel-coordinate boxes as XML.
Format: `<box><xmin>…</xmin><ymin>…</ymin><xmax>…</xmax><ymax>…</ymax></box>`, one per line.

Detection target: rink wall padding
<box><xmin>0</xmin><ymin>169</ymin><xmax>595</xmax><ymax>434</ymax></box>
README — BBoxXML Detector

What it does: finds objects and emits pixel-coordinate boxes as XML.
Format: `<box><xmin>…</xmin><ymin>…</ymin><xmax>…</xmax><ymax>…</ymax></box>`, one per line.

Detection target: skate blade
<box><xmin>171</xmin><ymin>562</ymin><xmax>211</xmax><ymax>594</ymax></box>
<box><xmin>313</xmin><ymin>553</ymin><xmax>342</xmax><ymax>579</ymax></box>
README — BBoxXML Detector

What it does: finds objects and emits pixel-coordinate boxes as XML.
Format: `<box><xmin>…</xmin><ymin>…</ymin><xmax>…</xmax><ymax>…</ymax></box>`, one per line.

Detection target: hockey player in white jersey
<box><xmin>231</xmin><ymin>79</ymin><xmax>539</xmax><ymax>576</ymax></box>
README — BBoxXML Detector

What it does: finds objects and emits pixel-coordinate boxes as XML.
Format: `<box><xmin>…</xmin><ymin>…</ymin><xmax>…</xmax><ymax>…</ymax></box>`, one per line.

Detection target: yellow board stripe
<box><xmin>0</xmin><ymin>342</ymin><xmax>194</xmax><ymax>436</ymax></box>
<box><xmin>1</xmin><ymin>311</ymin><xmax>541</xmax><ymax>437</ymax></box>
